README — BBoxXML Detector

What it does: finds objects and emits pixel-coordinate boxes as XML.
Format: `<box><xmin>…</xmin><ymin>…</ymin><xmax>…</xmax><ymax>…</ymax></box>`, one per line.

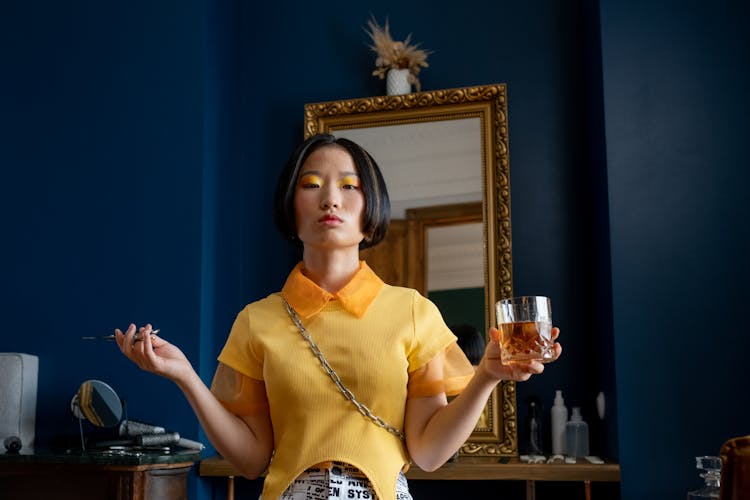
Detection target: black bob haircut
<box><xmin>273</xmin><ymin>133</ymin><xmax>391</xmax><ymax>250</ymax></box>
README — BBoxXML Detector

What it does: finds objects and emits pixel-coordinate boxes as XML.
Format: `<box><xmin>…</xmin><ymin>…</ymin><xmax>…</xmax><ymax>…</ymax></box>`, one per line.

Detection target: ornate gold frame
<box><xmin>304</xmin><ymin>84</ymin><xmax>516</xmax><ymax>457</ymax></box>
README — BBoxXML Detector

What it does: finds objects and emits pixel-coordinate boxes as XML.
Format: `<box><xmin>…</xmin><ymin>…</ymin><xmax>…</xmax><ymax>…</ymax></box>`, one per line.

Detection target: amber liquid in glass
<box><xmin>499</xmin><ymin>320</ymin><xmax>553</xmax><ymax>363</ymax></box>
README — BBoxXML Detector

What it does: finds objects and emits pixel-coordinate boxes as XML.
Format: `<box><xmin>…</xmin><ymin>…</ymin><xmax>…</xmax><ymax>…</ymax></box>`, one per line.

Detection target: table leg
<box><xmin>526</xmin><ymin>479</ymin><xmax>536</xmax><ymax>500</ymax></box>
<box><xmin>228</xmin><ymin>476</ymin><xmax>235</xmax><ymax>500</ymax></box>
<box><xmin>585</xmin><ymin>480</ymin><xmax>591</xmax><ymax>500</ymax></box>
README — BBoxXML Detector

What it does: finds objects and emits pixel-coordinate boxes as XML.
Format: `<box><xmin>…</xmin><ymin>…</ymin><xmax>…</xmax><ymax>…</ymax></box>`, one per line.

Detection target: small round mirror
<box><xmin>70</xmin><ymin>379</ymin><xmax>123</xmax><ymax>428</ymax></box>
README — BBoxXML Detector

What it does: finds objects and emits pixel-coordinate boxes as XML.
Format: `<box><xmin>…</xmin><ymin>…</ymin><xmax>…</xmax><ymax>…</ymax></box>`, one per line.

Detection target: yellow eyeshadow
<box><xmin>299</xmin><ymin>174</ymin><xmax>323</xmax><ymax>187</ymax></box>
<box><xmin>338</xmin><ymin>176</ymin><xmax>360</xmax><ymax>188</ymax></box>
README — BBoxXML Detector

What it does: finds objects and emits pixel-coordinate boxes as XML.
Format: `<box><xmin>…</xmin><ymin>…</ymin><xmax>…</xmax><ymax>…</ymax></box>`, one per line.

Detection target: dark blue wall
<box><xmin>3</xmin><ymin>0</ymin><xmax>748</xmax><ymax>499</ymax></box>
<box><xmin>2</xmin><ymin>0</ymin><xmax>202</xmax><ymax>441</ymax></box>
<box><xmin>600</xmin><ymin>1</ymin><xmax>750</xmax><ymax>498</ymax></box>
<box><xmin>1</xmin><ymin>1</ymin><xmax>211</xmax><ymax>497</ymax></box>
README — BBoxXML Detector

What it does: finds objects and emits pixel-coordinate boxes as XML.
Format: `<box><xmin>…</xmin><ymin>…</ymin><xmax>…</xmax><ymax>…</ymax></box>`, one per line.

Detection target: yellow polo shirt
<box><xmin>212</xmin><ymin>261</ymin><xmax>475</xmax><ymax>499</ymax></box>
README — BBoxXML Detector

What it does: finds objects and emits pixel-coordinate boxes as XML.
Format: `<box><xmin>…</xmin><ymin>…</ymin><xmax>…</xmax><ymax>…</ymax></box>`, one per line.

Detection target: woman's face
<box><xmin>293</xmin><ymin>145</ymin><xmax>366</xmax><ymax>251</ymax></box>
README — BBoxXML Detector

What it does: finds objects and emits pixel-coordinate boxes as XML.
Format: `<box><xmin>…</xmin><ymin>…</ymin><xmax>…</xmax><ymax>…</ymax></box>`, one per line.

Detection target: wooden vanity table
<box><xmin>199</xmin><ymin>455</ymin><xmax>620</xmax><ymax>500</ymax></box>
<box><xmin>0</xmin><ymin>448</ymin><xmax>200</xmax><ymax>500</ymax></box>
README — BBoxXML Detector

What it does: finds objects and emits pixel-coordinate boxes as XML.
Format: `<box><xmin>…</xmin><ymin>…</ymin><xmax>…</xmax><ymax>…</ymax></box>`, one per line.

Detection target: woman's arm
<box><xmin>404</xmin><ymin>327</ymin><xmax>561</xmax><ymax>471</ymax></box>
<box><xmin>116</xmin><ymin>324</ymin><xmax>273</xmax><ymax>478</ymax></box>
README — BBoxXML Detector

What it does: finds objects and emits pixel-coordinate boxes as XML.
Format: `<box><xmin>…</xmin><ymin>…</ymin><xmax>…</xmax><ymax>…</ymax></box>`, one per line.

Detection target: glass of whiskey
<box><xmin>496</xmin><ymin>296</ymin><xmax>555</xmax><ymax>363</ymax></box>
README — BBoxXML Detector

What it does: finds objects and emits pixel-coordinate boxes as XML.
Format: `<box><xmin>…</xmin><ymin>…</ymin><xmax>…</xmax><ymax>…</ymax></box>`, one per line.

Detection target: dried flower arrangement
<box><xmin>364</xmin><ymin>17</ymin><xmax>431</xmax><ymax>92</ymax></box>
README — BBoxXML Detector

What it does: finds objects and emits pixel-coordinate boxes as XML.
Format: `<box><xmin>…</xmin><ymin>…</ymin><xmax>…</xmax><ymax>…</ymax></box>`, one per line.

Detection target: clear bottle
<box><xmin>524</xmin><ymin>397</ymin><xmax>543</xmax><ymax>455</ymax></box>
<box><xmin>687</xmin><ymin>456</ymin><xmax>721</xmax><ymax>499</ymax></box>
<box><xmin>550</xmin><ymin>390</ymin><xmax>567</xmax><ymax>455</ymax></box>
<box><xmin>565</xmin><ymin>407</ymin><xmax>589</xmax><ymax>457</ymax></box>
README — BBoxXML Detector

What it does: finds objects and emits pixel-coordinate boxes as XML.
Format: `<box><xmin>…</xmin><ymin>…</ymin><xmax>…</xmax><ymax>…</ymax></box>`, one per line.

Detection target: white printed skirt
<box><xmin>273</xmin><ymin>462</ymin><xmax>413</xmax><ymax>500</ymax></box>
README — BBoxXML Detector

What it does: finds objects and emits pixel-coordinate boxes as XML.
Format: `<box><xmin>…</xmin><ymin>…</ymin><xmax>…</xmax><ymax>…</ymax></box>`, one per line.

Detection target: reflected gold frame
<box><xmin>304</xmin><ymin>84</ymin><xmax>516</xmax><ymax>457</ymax></box>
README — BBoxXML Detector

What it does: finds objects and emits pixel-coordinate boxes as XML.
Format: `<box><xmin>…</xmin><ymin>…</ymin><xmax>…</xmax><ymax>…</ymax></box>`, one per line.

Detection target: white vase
<box><xmin>386</xmin><ymin>68</ymin><xmax>412</xmax><ymax>95</ymax></box>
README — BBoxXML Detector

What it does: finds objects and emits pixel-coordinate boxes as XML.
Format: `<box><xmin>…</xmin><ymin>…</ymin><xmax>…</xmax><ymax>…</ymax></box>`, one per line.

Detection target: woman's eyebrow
<box><xmin>299</xmin><ymin>170</ymin><xmax>359</xmax><ymax>177</ymax></box>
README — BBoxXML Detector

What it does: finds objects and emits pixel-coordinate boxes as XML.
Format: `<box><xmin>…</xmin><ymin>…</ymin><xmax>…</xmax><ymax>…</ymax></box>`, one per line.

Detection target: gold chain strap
<box><xmin>282</xmin><ymin>298</ymin><xmax>405</xmax><ymax>441</ymax></box>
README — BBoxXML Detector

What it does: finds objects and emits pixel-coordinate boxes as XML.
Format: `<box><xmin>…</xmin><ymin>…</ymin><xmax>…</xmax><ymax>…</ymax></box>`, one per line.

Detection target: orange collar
<box><xmin>281</xmin><ymin>261</ymin><xmax>384</xmax><ymax>319</ymax></box>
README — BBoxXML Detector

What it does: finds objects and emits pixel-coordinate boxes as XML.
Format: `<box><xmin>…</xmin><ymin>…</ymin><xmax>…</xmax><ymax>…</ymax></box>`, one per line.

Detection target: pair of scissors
<box><xmin>81</xmin><ymin>329</ymin><xmax>160</xmax><ymax>343</ymax></box>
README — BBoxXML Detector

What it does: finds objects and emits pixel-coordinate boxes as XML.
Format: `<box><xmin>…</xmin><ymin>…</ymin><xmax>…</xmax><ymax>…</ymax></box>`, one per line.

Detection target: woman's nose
<box><xmin>321</xmin><ymin>197</ymin><xmax>339</xmax><ymax>209</ymax></box>
<box><xmin>320</xmin><ymin>185</ymin><xmax>340</xmax><ymax>209</ymax></box>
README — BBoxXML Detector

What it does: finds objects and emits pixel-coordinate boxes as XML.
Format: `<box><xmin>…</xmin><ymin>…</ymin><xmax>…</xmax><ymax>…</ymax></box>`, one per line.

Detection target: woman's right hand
<box><xmin>115</xmin><ymin>323</ymin><xmax>193</xmax><ymax>383</ymax></box>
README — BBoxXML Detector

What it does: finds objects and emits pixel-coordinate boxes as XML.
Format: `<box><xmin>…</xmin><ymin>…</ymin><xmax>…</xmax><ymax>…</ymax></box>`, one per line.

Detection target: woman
<box><xmin>116</xmin><ymin>134</ymin><xmax>561</xmax><ymax>499</ymax></box>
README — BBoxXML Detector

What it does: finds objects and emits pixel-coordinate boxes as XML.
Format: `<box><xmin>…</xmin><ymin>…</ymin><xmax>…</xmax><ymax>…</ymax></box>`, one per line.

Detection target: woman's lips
<box><xmin>319</xmin><ymin>215</ymin><xmax>342</xmax><ymax>225</ymax></box>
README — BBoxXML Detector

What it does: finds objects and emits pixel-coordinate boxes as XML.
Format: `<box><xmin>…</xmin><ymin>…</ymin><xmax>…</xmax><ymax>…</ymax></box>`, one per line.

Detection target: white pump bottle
<box><xmin>551</xmin><ymin>390</ymin><xmax>568</xmax><ymax>455</ymax></box>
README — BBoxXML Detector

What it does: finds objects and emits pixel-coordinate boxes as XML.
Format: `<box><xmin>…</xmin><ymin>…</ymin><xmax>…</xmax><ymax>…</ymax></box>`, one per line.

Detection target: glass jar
<box><xmin>687</xmin><ymin>456</ymin><xmax>721</xmax><ymax>499</ymax></box>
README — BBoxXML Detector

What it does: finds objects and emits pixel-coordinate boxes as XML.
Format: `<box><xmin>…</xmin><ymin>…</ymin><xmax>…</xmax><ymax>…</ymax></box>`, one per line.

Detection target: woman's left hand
<box><xmin>115</xmin><ymin>323</ymin><xmax>193</xmax><ymax>383</ymax></box>
<box><xmin>478</xmin><ymin>327</ymin><xmax>562</xmax><ymax>382</ymax></box>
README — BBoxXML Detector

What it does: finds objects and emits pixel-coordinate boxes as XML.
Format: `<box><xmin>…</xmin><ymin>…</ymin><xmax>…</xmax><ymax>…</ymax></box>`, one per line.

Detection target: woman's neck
<box><xmin>301</xmin><ymin>248</ymin><xmax>360</xmax><ymax>294</ymax></box>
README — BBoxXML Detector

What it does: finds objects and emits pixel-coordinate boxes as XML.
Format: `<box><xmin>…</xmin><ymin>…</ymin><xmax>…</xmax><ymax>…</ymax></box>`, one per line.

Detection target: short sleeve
<box><xmin>217</xmin><ymin>306</ymin><xmax>264</xmax><ymax>380</ymax></box>
<box><xmin>407</xmin><ymin>342</ymin><xmax>475</xmax><ymax>398</ymax></box>
<box><xmin>210</xmin><ymin>362</ymin><xmax>269</xmax><ymax>416</ymax></box>
<box><xmin>406</xmin><ymin>292</ymin><xmax>460</xmax><ymax>370</ymax></box>
<box><xmin>405</xmin><ymin>292</ymin><xmax>476</xmax><ymax>398</ymax></box>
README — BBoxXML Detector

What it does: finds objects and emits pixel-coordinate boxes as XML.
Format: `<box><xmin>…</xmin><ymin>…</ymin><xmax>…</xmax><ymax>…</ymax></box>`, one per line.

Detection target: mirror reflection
<box><xmin>70</xmin><ymin>379</ymin><xmax>123</xmax><ymax>428</ymax></box>
<box><xmin>426</xmin><ymin>219</ymin><xmax>486</xmax><ymax>350</ymax></box>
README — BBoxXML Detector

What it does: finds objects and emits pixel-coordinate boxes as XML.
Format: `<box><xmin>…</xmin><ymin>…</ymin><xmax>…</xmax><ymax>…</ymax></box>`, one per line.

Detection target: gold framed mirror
<box><xmin>304</xmin><ymin>84</ymin><xmax>515</xmax><ymax>457</ymax></box>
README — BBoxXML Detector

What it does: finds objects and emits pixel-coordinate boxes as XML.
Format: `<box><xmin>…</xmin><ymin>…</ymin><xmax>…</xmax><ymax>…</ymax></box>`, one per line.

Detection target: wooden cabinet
<box><xmin>0</xmin><ymin>452</ymin><xmax>197</xmax><ymax>500</ymax></box>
